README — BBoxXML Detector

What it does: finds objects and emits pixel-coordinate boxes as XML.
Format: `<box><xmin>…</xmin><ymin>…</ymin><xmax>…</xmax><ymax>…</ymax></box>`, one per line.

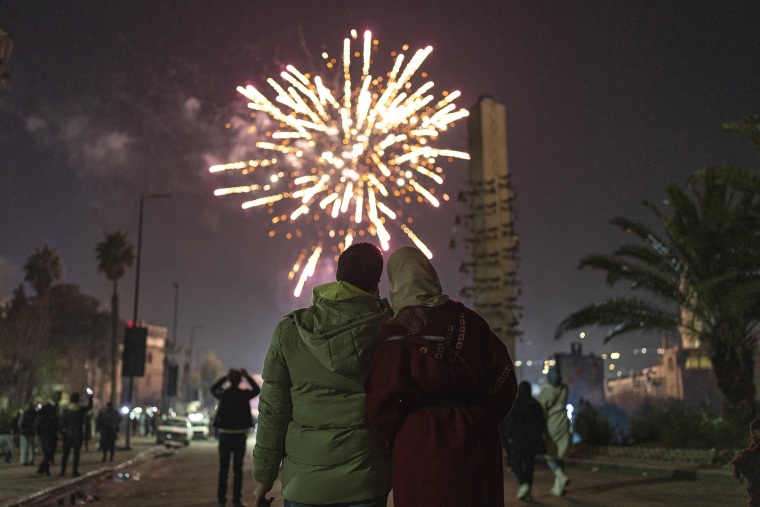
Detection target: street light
<box><xmin>162</xmin><ymin>282</ymin><xmax>180</xmax><ymax>413</ymax></box>
<box><xmin>189</xmin><ymin>324</ymin><xmax>205</xmax><ymax>371</ymax></box>
<box><xmin>125</xmin><ymin>192</ymin><xmax>170</xmax><ymax>450</ymax></box>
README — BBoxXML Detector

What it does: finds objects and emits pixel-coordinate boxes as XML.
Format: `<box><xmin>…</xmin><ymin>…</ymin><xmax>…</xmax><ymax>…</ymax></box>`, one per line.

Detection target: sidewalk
<box><xmin>565</xmin><ymin>446</ymin><xmax>736</xmax><ymax>483</ymax></box>
<box><xmin>0</xmin><ymin>435</ymin><xmax>161</xmax><ymax>507</ymax></box>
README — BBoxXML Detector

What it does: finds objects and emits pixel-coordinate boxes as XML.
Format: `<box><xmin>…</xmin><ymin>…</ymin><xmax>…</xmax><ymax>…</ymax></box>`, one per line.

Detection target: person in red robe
<box><xmin>364</xmin><ymin>247</ymin><xmax>518</xmax><ymax>507</ymax></box>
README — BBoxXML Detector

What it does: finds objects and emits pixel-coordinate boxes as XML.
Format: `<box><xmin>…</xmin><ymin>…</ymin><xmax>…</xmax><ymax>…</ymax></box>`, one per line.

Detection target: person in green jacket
<box><xmin>252</xmin><ymin>242</ymin><xmax>393</xmax><ymax>507</ymax></box>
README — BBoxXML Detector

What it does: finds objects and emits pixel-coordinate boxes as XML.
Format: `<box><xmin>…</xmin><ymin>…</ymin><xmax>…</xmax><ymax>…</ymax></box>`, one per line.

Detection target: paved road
<box><xmin>15</xmin><ymin>438</ymin><xmax>745</xmax><ymax>507</ymax></box>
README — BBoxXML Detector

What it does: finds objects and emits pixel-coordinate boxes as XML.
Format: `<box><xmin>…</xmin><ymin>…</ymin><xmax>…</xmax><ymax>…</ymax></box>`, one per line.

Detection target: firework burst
<box><xmin>211</xmin><ymin>29</ymin><xmax>469</xmax><ymax>296</ymax></box>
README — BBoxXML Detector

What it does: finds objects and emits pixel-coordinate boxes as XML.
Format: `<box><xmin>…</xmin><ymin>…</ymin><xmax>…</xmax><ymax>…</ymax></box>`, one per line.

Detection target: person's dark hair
<box><xmin>228</xmin><ymin>369</ymin><xmax>242</xmax><ymax>386</ymax></box>
<box><xmin>70</xmin><ymin>393</ymin><xmax>80</xmax><ymax>404</ymax></box>
<box><xmin>517</xmin><ymin>381</ymin><xmax>532</xmax><ymax>399</ymax></box>
<box><xmin>336</xmin><ymin>242</ymin><xmax>383</xmax><ymax>293</ymax></box>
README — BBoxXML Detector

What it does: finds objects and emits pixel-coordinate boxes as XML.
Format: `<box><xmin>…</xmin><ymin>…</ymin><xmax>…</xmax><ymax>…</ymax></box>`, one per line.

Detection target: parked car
<box><xmin>187</xmin><ymin>412</ymin><xmax>210</xmax><ymax>440</ymax></box>
<box><xmin>156</xmin><ymin>416</ymin><xmax>192</xmax><ymax>447</ymax></box>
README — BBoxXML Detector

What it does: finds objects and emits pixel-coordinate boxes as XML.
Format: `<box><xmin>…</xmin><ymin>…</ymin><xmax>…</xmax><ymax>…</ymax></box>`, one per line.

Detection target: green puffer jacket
<box><xmin>253</xmin><ymin>281</ymin><xmax>393</xmax><ymax>504</ymax></box>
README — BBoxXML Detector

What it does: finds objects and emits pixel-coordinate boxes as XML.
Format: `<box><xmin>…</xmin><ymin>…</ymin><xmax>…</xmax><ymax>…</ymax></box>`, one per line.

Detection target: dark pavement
<box><xmin>0</xmin><ymin>436</ymin><xmax>748</xmax><ymax>507</ymax></box>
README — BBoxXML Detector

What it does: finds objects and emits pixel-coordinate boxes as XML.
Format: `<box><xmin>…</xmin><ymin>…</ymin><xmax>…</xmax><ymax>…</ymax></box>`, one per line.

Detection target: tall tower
<box><xmin>467</xmin><ymin>97</ymin><xmax>520</xmax><ymax>357</ymax></box>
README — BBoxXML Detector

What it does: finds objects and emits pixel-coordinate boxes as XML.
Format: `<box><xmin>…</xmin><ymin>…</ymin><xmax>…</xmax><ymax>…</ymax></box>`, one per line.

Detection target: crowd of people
<box><xmin>4</xmin><ymin>243</ymin><xmax>757</xmax><ymax>507</ymax></box>
<box><xmin>1</xmin><ymin>389</ymin><xmax>123</xmax><ymax>477</ymax></box>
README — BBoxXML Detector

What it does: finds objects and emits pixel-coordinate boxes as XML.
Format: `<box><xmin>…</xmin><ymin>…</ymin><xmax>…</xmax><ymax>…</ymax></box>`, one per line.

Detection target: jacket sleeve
<box><xmin>210</xmin><ymin>376</ymin><xmax>227</xmax><ymax>400</ymax></box>
<box><xmin>252</xmin><ymin>322</ymin><xmax>293</xmax><ymax>486</ymax></box>
<box><xmin>364</xmin><ymin>337</ymin><xmax>410</xmax><ymax>449</ymax></box>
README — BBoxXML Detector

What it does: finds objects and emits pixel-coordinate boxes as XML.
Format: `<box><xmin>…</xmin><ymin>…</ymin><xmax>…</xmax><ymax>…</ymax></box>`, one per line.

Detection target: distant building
<box><xmin>552</xmin><ymin>343</ymin><xmax>605</xmax><ymax>408</ymax></box>
<box><xmin>605</xmin><ymin>339</ymin><xmax>723</xmax><ymax>416</ymax></box>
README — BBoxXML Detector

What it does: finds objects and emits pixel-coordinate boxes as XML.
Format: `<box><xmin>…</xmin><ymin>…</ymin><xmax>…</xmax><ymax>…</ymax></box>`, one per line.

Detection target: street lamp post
<box><xmin>125</xmin><ymin>192</ymin><xmax>170</xmax><ymax>450</ymax></box>
<box><xmin>189</xmin><ymin>324</ymin><xmax>205</xmax><ymax>372</ymax></box>
<box><xmin>162</xmin><ymin>282</ymin><xmax>179</xmax><ymax>413</ymax></box>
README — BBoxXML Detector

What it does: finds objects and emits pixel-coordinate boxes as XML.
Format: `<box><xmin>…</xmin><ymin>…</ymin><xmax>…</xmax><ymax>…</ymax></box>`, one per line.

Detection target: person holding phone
<box><xmin>211</xmin><ymin>369</ymin><xmax>260</xmax><ymax>507</ymax></box>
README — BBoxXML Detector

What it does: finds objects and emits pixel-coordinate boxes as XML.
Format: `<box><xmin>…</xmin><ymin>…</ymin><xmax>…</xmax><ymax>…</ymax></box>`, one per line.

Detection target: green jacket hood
<box><xmin>288</xmin><ymin>281</ymin><xmax>391</xmax><ymax>376</ymax></box>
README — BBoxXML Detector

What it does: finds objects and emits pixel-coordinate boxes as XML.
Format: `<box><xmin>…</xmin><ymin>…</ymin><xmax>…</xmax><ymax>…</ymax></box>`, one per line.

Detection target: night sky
<box><xmin>2</xmin><ymin>1</ymin><xmax>760</xmax><ymax>383</ymax></box>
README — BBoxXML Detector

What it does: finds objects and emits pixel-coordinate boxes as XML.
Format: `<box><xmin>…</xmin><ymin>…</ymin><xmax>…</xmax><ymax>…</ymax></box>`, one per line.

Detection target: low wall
<box><xmin>572</xmin><ymin>445</ymin><xmax>737</xmax><ymax>468</ymax></box>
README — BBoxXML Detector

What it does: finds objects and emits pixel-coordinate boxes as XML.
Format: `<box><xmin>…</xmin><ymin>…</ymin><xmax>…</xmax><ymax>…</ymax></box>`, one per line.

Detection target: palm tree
<box><xmin>23</xmin><ymin>245</ymin><xmax>63</xmax><ymax>300</ymax></box>
<box><xmin>556</xmin><ymin>119</ymin><xmax>760</xmax><ymax>425</ymax></box>
<box><xmin>96</xmin><ymin>230</ymin><xmax>135</xmax><ymax>405</ymax></box>
<box><xmin>20</xmin><ymin>245</ymin><xmax>63</xmax><ymax>403</ymax></box>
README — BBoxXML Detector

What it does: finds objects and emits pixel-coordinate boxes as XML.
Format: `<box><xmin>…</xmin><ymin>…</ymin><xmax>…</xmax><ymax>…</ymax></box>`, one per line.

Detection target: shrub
<box><xmin>574</xmin><ymin>401</ymin><xmax>614</xmax><ymax>445</ymax></box>
<box><xmin>630</xmin><ymin>399</ymin><xmax>744</xmax><ymax>449</ymax></box>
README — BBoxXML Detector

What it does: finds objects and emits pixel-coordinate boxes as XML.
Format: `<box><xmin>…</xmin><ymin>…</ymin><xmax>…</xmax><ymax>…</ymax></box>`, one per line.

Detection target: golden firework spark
<box><xmin>211</xmin><ymin>30</ymin><xmax>469</xmax><ymax>296</ymax></box>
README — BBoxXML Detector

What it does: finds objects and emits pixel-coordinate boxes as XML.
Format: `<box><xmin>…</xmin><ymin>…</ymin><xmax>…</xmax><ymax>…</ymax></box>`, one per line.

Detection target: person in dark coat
<box><xmin>83</xmin><ymin>412</ymin><xmax>92</xmax><ymax>451</ymax></box>
<box><xmin>211</xmin><ymin>368</ymin><xmax>259</xmax><ymax>507</ymax></box>
<box><xmin>0</xmin><ymin>415</ymin><xmax>13</xmax><ymax>464</ymax></box>
<box><xmin>500</xmin><ymin>381</ymin><xmax>546</xmax><ymax>501</ymax></box>
<box><xmin>734</xmin><ymin>417</ymin><xmax>760</xmax><ymax>507</ymax></box>
<box><xmin>95</xmin><ymin>402</ymin><xmax>121</xmax><ymax>462</ymax></box>
<box><xmin>18</xmin><ymin>402</ymin><xmax>37</xmax><ymax>465</ymax></box>
<box><xmin>59</xmin><ymin>391</ymin><xmax>93</xmax><ymax>477</ymax></box>
<box><xmin>36</xmin><ymin>391</ymin><xmax>62</xmax><ymax>476</ymax></box>
<box><xmin>364</xmin><ymin>247</ymin><xmax>518</xmax><ymax>507</ymax></box>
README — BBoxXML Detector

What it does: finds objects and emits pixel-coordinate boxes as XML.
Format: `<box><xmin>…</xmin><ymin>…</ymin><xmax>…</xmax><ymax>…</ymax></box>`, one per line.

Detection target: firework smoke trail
<box><xmin>211</xmin><ymin>30</ymin><xmax>469</xmax><ymax>297</ymax></box>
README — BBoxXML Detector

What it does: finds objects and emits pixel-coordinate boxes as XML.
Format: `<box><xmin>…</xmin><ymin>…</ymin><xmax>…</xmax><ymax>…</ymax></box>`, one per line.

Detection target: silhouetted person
<box><xmin>83</xmin><ymin>412</ymin><xmax>92</xmax><ymax>451</ymax></box>
<box><xmin>211</xmin><ymin>368</ymin><xmax>259</xmax><ymax>507</ymax></box>
<box><xmin>36</xmin><ymin>391</ymin><xmax>62</xmax><ymax>476</ymax></box>
<box><xmin>734</xmin><ymin>417</ymin><xmax>760</xmax><ymax>506</ymax></box>
<box><xmin>95</xmin><ymin>402</ymin><xmax>121</xmax><ymax>462</ymax></box>
<box><xmin>18</xmin><ymin>401</ymin><xmax>37</xmax><ymax>465</ymax></box>
<box><xmin>60</xmin><ymin>391</ymin><xmax>93</xmax><ymax>477</ymax></box>
<box><xmin>500</xmin><ymin>381</ymin><xmax>546</xmax><ymax>501</ymax></box>
<box><xmin>0</xmin><ymin>415</ymin><xmax>14</xmax><ymax>464</ymax></box>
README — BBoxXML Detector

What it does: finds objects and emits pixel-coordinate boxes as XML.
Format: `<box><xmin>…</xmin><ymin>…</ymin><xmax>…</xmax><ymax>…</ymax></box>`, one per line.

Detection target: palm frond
<box><xmin>555</xmin><ymin>298</ymin><xmax>679</xmax><ymax>343</ymax></box>
<box><xmin>720</xmin><ymin>116</ymin><xmax>760</xmax><ymax>155</ymax></box>
<box><xmin>579</xmin><ymin>254</ymin><xmax>681</xmax><ymax>300</ymax></box>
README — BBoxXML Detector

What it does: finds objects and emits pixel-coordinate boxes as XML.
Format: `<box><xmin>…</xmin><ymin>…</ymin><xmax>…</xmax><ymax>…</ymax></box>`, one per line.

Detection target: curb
<box><xmin>1</xmin><ymin>446</ymin><xmax>164</xmax><ymax>507</ymax></box>
<box><xmin>566</xmin><ymin>457</ymin><xmax>734</xmax><ymax>483</ymax></box>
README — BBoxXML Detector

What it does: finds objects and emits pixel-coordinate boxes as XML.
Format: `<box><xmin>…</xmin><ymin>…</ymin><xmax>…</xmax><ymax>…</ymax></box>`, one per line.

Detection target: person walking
<box><xmin>59</xmin><ymin>390</ymin><xmax>93</xmax><ymax>477</ymax></box>
<box><xmin>733</xmin><ymin>417</ymin><xmax>760</xmax><ymax>506</ymax></box>
<box><xmin>210</xmin><ymin>368</ymin><xmax>260</xmax><ymax>507</ymax></box>
<box><xmin>252</xmin><ymin>242</ymin><xmax>393</xmax><ymax>507</ymax></box>
<box><xmin>18</xmin><ymin>401</ymin><xmax>37</xmax><ymax>466</ymax></box>
<box><xmin>364</xmin><ymin>247</ymin><xmax>518</xmax><ymax>507</ymax></box>
<box><xmin>83</xmin><ymin>412</ymin><xmax>93</xmax><ymax>451</ymax></box>
<box><xmin>0</xmin><ymin>414</ymin><xmax>15</xmax><ymax>464</ymax></box>
<box><xmin>95</xmin><ymin>402</ymin><xmax>121</xmax><ymax>462</ymax></box>
<box><xmin>36</xmin><ymin>391</ymin><xmax>61</xmax><ymax>476</ymax></box>
<box><xmin>537</xmin><ymin>366</ymin><xmax>572</xmax><ymax>496</ymax></box>
<box><xmin>500</xmin><ymin>381</ymin><xmax>546</xmax><ymax>501</ymax></box>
